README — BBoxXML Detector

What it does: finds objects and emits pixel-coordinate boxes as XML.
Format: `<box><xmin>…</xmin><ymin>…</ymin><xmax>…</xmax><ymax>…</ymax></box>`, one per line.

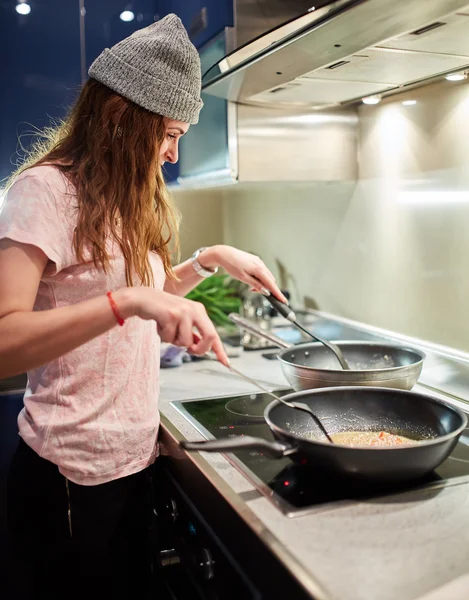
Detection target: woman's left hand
<box><xmin>199</xmin><ymin>246</ymin><xmax>288</xmax><ymax>304</ymax></box>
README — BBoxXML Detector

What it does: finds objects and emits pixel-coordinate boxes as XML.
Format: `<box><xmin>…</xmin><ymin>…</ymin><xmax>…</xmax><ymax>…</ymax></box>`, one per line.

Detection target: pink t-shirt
<box><xmin>0</xmin><ymin>165</ymin><xmax>165</xmax><ymax>485</ymax></box>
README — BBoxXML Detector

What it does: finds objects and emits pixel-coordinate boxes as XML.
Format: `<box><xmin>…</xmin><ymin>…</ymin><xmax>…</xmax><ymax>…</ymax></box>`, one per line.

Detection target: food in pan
<box><xmin>330</xmin><ymin>430</ymin><xmax>418</xmax><ymax>447</ymax></box>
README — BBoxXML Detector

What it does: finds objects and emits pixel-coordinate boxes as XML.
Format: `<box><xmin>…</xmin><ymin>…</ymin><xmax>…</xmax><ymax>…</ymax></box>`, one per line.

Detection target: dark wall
<box><xmin>0</xmin><ymin>0</ymin><xmax>159</xmax><ymax>182</ymax></box>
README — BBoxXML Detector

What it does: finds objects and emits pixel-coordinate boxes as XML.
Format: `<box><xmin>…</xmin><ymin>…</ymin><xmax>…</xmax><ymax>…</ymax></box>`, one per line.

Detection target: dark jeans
<box><xmin>7</xmin><ymin>438</ymin><xmax>155</xmax><ymax>600</ymax></box>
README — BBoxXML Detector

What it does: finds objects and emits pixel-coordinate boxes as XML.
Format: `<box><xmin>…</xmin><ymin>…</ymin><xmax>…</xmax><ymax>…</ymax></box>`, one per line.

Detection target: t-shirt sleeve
<box><xmin>0</xmin><ymin>172</ymin><xmax>74</xmax><ymax>275</ymax></box>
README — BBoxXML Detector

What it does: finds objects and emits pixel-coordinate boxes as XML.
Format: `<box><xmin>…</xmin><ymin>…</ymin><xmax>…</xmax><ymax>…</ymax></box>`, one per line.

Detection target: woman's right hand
<box><xmin>116</xmin><ymin>288</ymin><xmax>229</xmax><ymax>366</ymax></box>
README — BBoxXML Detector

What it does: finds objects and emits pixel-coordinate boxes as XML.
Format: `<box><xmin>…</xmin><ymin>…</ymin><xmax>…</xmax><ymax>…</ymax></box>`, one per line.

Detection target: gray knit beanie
<box><xmin>88</xmin><ymin>14</ymin><xmax>203</xmax><ymax>124</ymax></box>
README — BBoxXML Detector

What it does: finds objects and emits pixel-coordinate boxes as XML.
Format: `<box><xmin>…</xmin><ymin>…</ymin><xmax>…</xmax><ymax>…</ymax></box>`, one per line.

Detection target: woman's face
<box><xmin>160</xmin><ymin>118</ymin><xmax>190</xmax><ymax>166</ymax></box>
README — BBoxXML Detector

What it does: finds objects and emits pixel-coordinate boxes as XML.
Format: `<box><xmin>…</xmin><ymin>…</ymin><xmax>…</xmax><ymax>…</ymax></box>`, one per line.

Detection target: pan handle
<box><xmin>180</xmin><ymin>436</ymin><xmax>295</xmax><ymax>459</ymax></box>
<box><xmin>228</xmin><ymin>313</ymin><xmax>293</xmax><ymax>349</ymax></box>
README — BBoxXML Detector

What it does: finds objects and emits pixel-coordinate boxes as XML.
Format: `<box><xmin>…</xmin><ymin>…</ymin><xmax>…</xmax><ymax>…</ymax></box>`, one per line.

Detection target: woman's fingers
<box><xmin>158</xmin><ymin>321</ymin><xmax>178</xmax><ymax>344</ymax></box>
<box><xmin>243</xmin><ymin>269</ymin><xmax>288</xmax><ymax>304</ymax></box>
<box><xmin>188</xmin><ymin>310</ymin><xmax>229</xmax><ymax>366</ymax></box>
<box><xmin>174</xmin><ymin>316</ymin><xmax>194</xmax><ymax>348</ymax></box>
<box><xmin>188</xmin><ymin>335</ymin><xmax>229</xmax><ymax>366</ymax></box>
<box><xmin>209</xmin><ymin>336</ymin><xmax>230</xmax><ymax>367</ymax></box>
<box><xmin>157</xmin><ymin>301</ymin><xmax>229</xmax><ymax>367</ymax></box>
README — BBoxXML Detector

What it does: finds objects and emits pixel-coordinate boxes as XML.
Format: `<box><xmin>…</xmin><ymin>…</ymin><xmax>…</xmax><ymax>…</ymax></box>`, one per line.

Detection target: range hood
<box><xmin>174</xmin><ymin>0</ymin><xmax>469</xmax><ymax>188</ymax></box>
<box><xmin>202</xmin><ymin>0</ymin><xmax>469</xmax><ymax>109</ymax></box>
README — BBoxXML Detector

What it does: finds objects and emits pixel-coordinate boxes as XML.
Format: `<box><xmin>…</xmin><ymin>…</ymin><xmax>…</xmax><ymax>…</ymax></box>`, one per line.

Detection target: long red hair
<box><xmin>7</xmin><ymin>78</ymin><xmax>180</xmax><ymax>286</ymax></box>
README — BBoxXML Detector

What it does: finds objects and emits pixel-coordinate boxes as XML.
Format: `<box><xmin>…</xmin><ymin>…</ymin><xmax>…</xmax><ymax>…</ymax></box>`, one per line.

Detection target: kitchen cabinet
<box><xmin>156</xmin><ymin>0</ymin><xmax>233</xmax><ymax>49</ymax></box>
<box><xmin>155</xmin><ymin>424</ymin><xmax>315</xmax><ymax>599</ymax></box>
<box><xmin>155</xmin><ymin>1</ymin><xmax>234</xmax><ymax>184</ymax></box>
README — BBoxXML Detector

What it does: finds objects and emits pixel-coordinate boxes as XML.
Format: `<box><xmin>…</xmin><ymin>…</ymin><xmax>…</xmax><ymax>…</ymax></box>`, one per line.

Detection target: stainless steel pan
<box><xmin>229</xmin><ymin>314</ymin><xmax>425</xmax><ymax>391</ymax></box>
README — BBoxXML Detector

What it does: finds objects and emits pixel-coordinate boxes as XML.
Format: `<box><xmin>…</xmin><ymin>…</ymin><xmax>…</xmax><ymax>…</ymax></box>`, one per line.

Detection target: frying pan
<box><xmin>181</xmin><ymin>387</ymin><xmax>467</xmax><ymax>484</ymax></box>
<box><xmin>229</xmin><ymin>313</ymin><xmax>425</xmax><ymax>391</ymax></box>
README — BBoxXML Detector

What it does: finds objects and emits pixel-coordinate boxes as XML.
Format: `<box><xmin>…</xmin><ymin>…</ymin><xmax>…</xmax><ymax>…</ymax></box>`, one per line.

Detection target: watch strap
<box><xmin>191</xmin><ymin>247</ymin><xmax>219</xmax><ymax>278</ymax></box>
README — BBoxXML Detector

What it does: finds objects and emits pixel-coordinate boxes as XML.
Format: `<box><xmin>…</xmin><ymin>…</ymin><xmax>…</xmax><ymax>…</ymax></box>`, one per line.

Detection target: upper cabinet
<box><xmin>155</xmin><ymin>0</ymin><xmax>234</xmax><ymax>184</ymax></box>
<box><xmin>156</xmin><ymin>0</ymin><xmax>233</xmax><ymax>49</ymax></box>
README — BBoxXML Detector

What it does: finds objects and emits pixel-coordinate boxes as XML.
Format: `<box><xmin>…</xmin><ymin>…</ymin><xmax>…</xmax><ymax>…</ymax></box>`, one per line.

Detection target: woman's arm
<box><xmin>0</xmin><ymin>240</ymin><xmax>228</xmax><ymax>379</ymax></box>
<box><xmin>0</xmin><ymin>240</ymin><xmax>132</xmax><ymax>378</ymax></box>
<box><xmin>163</xmin><ymin>250</ymin><xmax>214</xmax><ymax>297</ymax></box>
<box><xmin>164</xmin><ymin>245</ymin><xmax>288</xmax><ymax>303</ymax></box>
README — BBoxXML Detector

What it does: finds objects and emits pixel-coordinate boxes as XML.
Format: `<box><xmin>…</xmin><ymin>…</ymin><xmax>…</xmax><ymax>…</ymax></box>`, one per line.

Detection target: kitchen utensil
<box><xmin>205</xmin><ymin>352</ymin><xmax>333</xmax><ymax>442</ymax></box>
<box><xmin>229</xmin><ymin>313</ymin><xmax>425</xmax><ymax>391</ymax></box>
<box><xmin>265</xmin><ymin>293</ymin><xmax>350</xmax><ymax>370</ymax></box>
<box><xmin>240</xmin><ymin>290</ymin><xmax>273</xmax><ymax>350</ymax></box>
<box><xmin>181</xmin><ymin>386</ymin><xmax>467</xmax><ymax>484</ymax></box>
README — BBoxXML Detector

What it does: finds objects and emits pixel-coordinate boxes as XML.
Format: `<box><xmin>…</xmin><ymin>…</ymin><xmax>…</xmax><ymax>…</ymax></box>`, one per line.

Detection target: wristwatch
<box><xmin>191</xmin><ymin>247</ymin><xmax>219</xmax><ymax>278</ymax></box>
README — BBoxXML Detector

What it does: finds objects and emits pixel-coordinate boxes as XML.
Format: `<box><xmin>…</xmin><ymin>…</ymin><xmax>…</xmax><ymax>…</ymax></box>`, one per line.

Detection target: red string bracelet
<box><xmin>106</xmin><ymin>291</ymin><xmax>125</xmax><ymax>326</ymax></box>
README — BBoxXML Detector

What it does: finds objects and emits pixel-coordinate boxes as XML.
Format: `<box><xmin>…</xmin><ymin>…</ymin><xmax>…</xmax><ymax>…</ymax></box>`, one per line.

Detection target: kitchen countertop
<box><xmin>158</xmin><ymin>323</ymin><xmax>469</xmax><ymax>600</ymax></box>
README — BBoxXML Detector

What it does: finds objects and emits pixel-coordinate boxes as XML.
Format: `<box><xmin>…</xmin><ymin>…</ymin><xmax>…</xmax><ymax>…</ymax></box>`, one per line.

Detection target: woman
<box><xmin>1</xmin><ymin>14</ymin><xmax>286</xmax><ymax>599</ymax></box>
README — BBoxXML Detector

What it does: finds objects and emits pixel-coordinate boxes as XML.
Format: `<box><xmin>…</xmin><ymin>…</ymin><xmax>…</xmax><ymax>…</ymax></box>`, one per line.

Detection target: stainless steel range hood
<box><xmin>202</xmin><ymin>0</ymin><xmax>469</xmax><ymax>109</ymax></box>
<box><xmin>175</xmin><ymin>0</ymin><xmax>469</xmax><ymax>188</ymax></box>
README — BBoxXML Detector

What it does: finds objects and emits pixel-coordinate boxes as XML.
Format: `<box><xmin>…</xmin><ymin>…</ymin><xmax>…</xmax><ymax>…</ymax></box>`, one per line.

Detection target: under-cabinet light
<box><xmin>362</xmin><ymin>96</ymin><xmax>380</xmax><ymax>105</ymax></box>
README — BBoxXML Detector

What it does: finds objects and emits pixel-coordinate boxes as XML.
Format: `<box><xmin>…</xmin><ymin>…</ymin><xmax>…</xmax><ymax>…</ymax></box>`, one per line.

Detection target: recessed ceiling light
<box><xmin>16</xmin><ymin>2</ymin><xmax>31</xmax><ymax>15</ymax></box>
<box><xmin>402</xmin><ymin>100</ymin><xmax>417</xmax><ymax>106</ymax></box>
<box><xmin>362</xmin><ymin>96</ymin><xmax>380</xmax><ymax>105</ymax></box>
<box><xmin>445</xmin><ymin>73</ymin><xmax>466</xmax><ymax>82</ymax></box>
<box><xmin>120</xmin><ymin>10</ymin><xmax>135</xmax><ymax>22</ymax></box>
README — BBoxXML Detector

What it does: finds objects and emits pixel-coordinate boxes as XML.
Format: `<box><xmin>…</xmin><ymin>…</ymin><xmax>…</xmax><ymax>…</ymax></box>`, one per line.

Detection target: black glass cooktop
<box><xmin>171</xmin><ymin>390</ymin><xmax>469</xmax><ymax>516</ymax></box>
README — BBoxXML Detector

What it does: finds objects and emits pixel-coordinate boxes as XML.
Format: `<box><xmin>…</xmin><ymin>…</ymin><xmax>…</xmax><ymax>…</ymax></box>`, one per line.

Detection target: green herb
<box><xmin>186</xmin><ymin>273</ymin><xmax>242</xmax><ymax>328</ymax></box>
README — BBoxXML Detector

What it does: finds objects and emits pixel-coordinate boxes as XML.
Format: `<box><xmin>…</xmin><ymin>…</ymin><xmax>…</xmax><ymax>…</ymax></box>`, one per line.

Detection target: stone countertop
<box><xmin>158</xmin><ymin>350</ymin><xmax>469</xmax><ymax>600</ymax></box>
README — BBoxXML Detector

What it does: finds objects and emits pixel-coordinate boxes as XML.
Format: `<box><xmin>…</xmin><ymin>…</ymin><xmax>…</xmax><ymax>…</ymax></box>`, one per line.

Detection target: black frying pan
<box><xmin>181</xmin><ymin>387</ymin><xmax>467</xmax><ymax>484</ymax></box>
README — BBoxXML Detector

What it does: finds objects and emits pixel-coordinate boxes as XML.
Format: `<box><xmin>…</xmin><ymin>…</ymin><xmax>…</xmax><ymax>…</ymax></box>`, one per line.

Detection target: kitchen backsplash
<box><xmin>171</xmin><ymin>78</ymin><xmax>469</xmax><ymax>353</ymax></box>
<box><xmin>169</xmin><ymin>186</ymin><xmax>225</xmax><ymax>259</ymax></box>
